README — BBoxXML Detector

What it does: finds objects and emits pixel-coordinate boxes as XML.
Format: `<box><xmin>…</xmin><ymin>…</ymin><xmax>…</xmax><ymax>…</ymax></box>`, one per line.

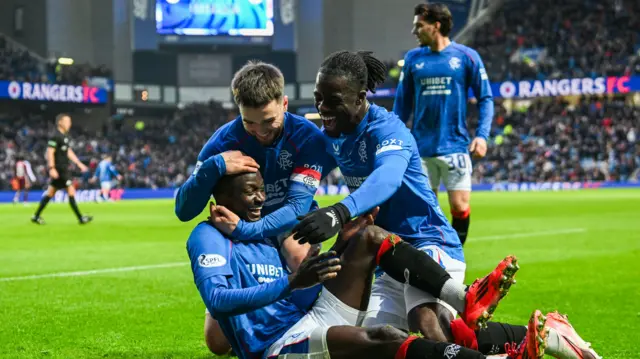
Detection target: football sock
<box><xmin>69</xmin><ymin>196</ymin><xmax>83</xmax><ymax>220</ymax></box>
<box><xmin>34</xmin><ymin>195</ymin><xmax>52</xmax><ymax>217</ymax></box>
<box><xmin>376</xmin><ymin>234</ymin><xmax>466</xmax><ymax>313</ymax></box>
<box><xmin>397</xmin><ymin>336</ymin><xmax>486</xmax><ymax>359</ymax></box>
<box><xmin>451</xmin><ymin>208</ymin><xmax>470</xmax><ymax>245</ymax></box>
<box><xmin>449</xmin><ymin>313</ymin><xmax>528</xmax><ymax>355</ymax></box>
<box><xmin>476</xmin><ymin>322</ymin><xmax>527</xmax><ymax>355</ymax></box>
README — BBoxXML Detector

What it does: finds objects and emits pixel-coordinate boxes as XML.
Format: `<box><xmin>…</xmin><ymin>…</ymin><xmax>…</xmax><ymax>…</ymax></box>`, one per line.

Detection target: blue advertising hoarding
<box><xmin>0</xmin><ymin>81</ymin><xmax>109</xmax><ymax>104</ymax></box>
<box><xmin>1</xmin><ymin>182</ymin><xmax>638</xmax><ymax>204</ymax></box>
<box><xmin>373</xmin><ymin>75</ymin><xmax>638</xmax><ymax>100</ymax></box>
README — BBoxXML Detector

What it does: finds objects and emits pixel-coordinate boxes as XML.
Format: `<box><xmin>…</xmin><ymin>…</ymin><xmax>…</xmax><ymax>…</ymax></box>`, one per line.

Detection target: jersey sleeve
<box><xmin>232</xmin><ymin>133</ymin><xmax>336</xmax><ymax>240</ymax></box>
<box><xmin>186</xmin><ymin>222</ymin><xmax>234</xmax><ymax>287</ymax></box>
<box><xmin>47</xmin><ymin>134</ymin><xmax>61</xmax><ymax>150</ymax></box>
<box><xmin>339</xmin><ymin>121</ymin><xmax>412</xmax><ymax>216</ymax></box>
<box><xmin>174</xmin><ymin>132</ymin><xmax>229</xmax><ymax>222</ymax></box>
<box><xmin>392</xmin><ymin>52</ymin><xmax>415</xmax><ymax>123</ymax></box>
<box><xmin>187</xmin><ymin>223</ymin><xmax>293</xmax><ymax>318</ymax></box>
<box><xmin>467</xmin><ymin>50</ymin><xmax>494</xmax><ymax>140</ymax></box>
<box><xmin>108</xmin><ymin>164</ymin><xmax>119</xmax><ymax>177</ymax></box>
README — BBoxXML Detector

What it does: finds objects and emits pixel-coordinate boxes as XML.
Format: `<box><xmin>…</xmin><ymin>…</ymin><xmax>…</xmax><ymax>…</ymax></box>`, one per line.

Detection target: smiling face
<box><xmin>240</xmin><ymin>97</ymin><xmax>288</xmax><ymax>146</ymax></box>
<box><xmin>215</xmin><ymin>172</ymin><xmax>265</xmax><ymax>222</ymax></box>
<box><xmin>314</xmin><ymin>72</ymin><xmax>367</xmax><ymax>138</ymax></box>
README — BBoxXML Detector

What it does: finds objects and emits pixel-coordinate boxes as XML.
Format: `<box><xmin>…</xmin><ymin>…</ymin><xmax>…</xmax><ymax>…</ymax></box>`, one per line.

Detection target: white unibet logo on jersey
<box><xmin>264</xmin><ymin>178</ymin><xmax>288</xmax><ymax>206</ymax></box>
<box><xmin>246</xmin><ymin>263</ymin><xmax>285</xmax><ymax>283</ymax></box>
<box><xmin>198</xmin><ymin>254</ymin><xmax>227</xmax><ymax>268</ymax></box>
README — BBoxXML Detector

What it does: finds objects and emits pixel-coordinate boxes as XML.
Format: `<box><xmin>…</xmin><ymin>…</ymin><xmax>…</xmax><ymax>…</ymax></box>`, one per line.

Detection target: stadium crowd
<box><xmin>0</xmin><ymin>34</ymin><xmax>111</xmax><ymax>86</ymax></box>
<box><xmin>0</xmin><ymin>101</ymin><xmax>236</xmax><ymax>191</ymax></box>
<box><xmin>469</xmin><ymin>0</ymin><xmax>640</xmax><ymax>82</ymax></box>
<box><xmin>1</xmin><ymin>96</ymin><xmax>637</xmax><ymax>192</ymax></box>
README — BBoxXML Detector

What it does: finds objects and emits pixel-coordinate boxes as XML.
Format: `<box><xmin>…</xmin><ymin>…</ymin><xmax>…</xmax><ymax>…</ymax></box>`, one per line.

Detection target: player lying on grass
<box><xmin>186</xmin><ymin>170</ymin><xmax>529</xmax><ymax>359</ymax></box>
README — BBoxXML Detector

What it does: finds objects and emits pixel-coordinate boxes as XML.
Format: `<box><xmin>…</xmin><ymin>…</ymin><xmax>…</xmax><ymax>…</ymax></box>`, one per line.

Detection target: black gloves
<box><xmin>292</xmin><ymin>203</ymin><xmax>351</xmax><ymax>244</ymax></box>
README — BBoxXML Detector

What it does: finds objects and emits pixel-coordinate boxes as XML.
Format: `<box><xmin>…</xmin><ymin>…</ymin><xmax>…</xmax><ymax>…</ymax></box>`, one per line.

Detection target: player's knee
<box><xmin>449</xmin><ymin>193</ymin><xmax>470</xmax><ymax>213</ymax></box>
<box><xmin>361</xmin><ymin>225</ymin><xmax>389</xmax><ymax>247</ymax></box>
<box><xmin>364</xmin><ymin>325</ymin><xmax>408</xmax><ymax>343</ymax></box>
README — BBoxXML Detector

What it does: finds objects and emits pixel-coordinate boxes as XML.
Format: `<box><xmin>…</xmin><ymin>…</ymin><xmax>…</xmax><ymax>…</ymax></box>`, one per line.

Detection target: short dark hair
<box><xmin>414</xmin><ymin>3</ymin><xmax>453</xmax><ymax>37</ymax></box>
<box><xmin>231</xmin><ymin>61</ymin><xmax>285</xmax><ymax>108</ymax></box>
<box><xmin>56</xmin><ymin>113</ymin><xmax>70</xmax><ymax>123</ymax></box>
<box><xmin>319</xmin><ymin>51</ymin><xmax>387</xmax><ymax>94</ymax></box>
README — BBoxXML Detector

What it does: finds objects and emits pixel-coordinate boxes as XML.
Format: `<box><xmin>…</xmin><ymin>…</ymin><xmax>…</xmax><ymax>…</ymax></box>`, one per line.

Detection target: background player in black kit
<box><xmin>31</xmin><ymin>113</ymin><xmax>93</xmax><ymax>225</ymax></box>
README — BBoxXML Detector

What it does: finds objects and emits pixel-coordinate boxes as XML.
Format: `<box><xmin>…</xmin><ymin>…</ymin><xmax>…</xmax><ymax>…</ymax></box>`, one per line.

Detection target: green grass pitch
<box><xmin>1</xmin><ymin>190</ymin><xmax>639</xmax><ymax>358</ymax></box>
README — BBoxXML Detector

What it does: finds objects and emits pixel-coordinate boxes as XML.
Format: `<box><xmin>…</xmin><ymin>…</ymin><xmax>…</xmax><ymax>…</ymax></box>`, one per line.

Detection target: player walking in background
<box><xmin>13</xmin><ymin>155</ymin><xmax>36</xmax><ymax>205</ymax></box>
<box><xmin>31</xmin><ymin>113</ymin><xmax>93</xmax><ymax>225</ymax></box>
<box><xmin>292</xmin><ymin>50</ymin><xmax>512</xmax><ymax>344</ymax></box>
<box><xmin>393</xmin><ymin>3</ymin><xmax>494</xmax><ymax>245</ymax></box>
<box><xmin>90</xmin><ymin>154</ymin><xmax>122</xmax><ymax>202</ymax></box>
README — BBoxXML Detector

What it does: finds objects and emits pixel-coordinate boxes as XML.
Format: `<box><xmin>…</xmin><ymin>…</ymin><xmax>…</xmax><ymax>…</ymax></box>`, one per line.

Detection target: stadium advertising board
<box><xmin>374</xmin><ymin>75</ymin><xmax>639</xmax><ymax>100</ymax></box>
<box><xmin>0</xmin><ymin>81</ymin><xmax>108</xmax><ymax>104</ymax></box>
<box><xmin>1</xmin><ymin>182</ymin><xmax>639</xmax><ymax>203</ymax></box>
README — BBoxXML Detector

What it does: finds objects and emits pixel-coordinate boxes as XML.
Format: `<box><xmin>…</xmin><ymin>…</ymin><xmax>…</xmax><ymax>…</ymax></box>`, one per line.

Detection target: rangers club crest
<box><xmin>358</xmin><ymin>140</ymin><xmax>367</xmax><ymax>162</ymax></box>
<box><xmin>277</xmin><ymin>150</ymin><xmax>293</xmax><ymax>170</ymax></box>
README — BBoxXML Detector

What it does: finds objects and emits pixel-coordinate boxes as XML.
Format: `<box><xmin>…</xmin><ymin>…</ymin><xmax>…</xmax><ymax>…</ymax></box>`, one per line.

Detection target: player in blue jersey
<box><xmin>90</xmin><ymin>155</ymin><xmax>122</xmax><ymax>202</ymax></box>
<box><xmin>393</xmin><ymin>3</ymin><xmax>495</xmax><ymax>245</ymax></box>
<box><xmin>174</xmin><ymin>60</ymin><xmax>335</xmax><ymax>345</ymax></box>
<box><xmin>290</xmin><ymin>50</ymin><xmax>514</xmax><ymax>344</ymax></box>
<box><xmin>188</xmin><ymin>171</ymin><xmax>599</xmax><ymax>359</ymax></box>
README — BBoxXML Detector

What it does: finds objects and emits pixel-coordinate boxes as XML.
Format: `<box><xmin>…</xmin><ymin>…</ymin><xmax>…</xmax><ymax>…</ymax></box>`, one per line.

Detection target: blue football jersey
<box><xmin>95</xmin><ymin>160</ymin><xmax>119</xmax><ymax>182</ymax></box>
<box><xmin>176</xmin><ymin>111</ymin><xmax>336</xmax><ymax>241</ymax></box>
<box><xmin>326</xmin><ymin>104</ymin><xmax>463</xmax><ymax>261</ymax></box>
<box><xmin>197</xmin><ymin>112</ymin><xmax>334</xmax><ymax>215</ymax></box>
<box><xmin>393</xmin><ymin>42</ymin><xmax>494</xmax><ymax>158</ymax></box>
<box><xmin>187</xmin><ymin>222</ymin><xmax>320</xmax><ymax>359</ymax></box>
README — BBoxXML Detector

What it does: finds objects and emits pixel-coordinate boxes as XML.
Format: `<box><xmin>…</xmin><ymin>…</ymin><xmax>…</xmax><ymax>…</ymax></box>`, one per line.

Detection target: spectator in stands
<box><xmin>469</xmin><ymin>0</ymin><xmax>640</xmax><ymax>82</ymax></box>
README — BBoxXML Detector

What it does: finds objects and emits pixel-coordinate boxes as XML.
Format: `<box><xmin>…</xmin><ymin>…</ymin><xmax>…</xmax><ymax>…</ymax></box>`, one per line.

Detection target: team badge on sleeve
<box><xmin>290</xmin><ymin>166</ymin><xmax>321</xmax><ymax>190</ymax></box>
<box><xmin>198</xmin><ymin>254</ymin><xmax>227</xmax><ymax>268</ymax></box>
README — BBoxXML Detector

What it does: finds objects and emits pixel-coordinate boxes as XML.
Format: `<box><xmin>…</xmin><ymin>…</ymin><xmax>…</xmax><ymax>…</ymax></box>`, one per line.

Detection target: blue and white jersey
<box><xmin>393</xmin><ymin>42</ymin><xmax>494</xmax><ymax>158</ymax></box>
<box><xmin>95</xmin><ymin>159</ymin><xmax>119</xmax><ymax>182</ymax></box>
<box><xmin>187</xmin><ymin>222</ymin><xmax>321</xmax><ymax>359</ymax></box>
<box><xmin>176</xmin><ymin>112</ymin><xmax>336</xmax><ymax>244</ymax></box>
<box><xmin>327</xmin><ymin>104</ymin><xmax>463</xmax><ymax>262</ymax></box>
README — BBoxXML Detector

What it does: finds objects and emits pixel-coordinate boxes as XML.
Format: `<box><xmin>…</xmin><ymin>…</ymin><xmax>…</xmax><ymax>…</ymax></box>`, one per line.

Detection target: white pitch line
<box><xmin>0</xmin><ymin>262</ymin><xmax>188</xmax><ymax>282</ymax></box>
<box><xmin>0</xmin><ymin>228</ymin><xmax>587</xmax><ymax>282</ymax></box>
<box><xmin>473</xmin><ymin>228</ymin><xmax>586</xmax><ymax>242</ymax></box>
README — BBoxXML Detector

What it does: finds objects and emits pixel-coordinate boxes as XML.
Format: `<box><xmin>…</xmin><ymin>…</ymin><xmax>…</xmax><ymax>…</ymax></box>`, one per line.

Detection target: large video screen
<box><xmin>156</xmin><ymin>0</ymin><xmax>274</xmax><ymax>36</ymax></box>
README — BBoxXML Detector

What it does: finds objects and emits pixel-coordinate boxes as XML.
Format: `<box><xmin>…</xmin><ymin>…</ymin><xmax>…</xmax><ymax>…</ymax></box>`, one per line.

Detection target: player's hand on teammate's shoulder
<box><xmin>288</xmin><ymin>247</ymin><xmax>341</xmax><ymax>290</ymax></box>
<box><xmin>208</xmin><ymin>202</ymin><xmax>239</xmax><ymax>236</ymax></box>
<box><xmin>220</xmin><ymin>151</ymin><xmax>260</xmax><ymax>175</ymax></box>
<box><xmin>469</xmin><ymin>137</ymin><xmax>488</xmax><ymax>159</ymax></box>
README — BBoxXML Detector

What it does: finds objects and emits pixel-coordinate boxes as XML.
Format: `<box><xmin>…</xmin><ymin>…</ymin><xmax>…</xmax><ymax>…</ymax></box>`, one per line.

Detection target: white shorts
<box><xmin>422</xmin><ymin>153</ymin><xmax>472</xmax><ymax>192</ymax></box>
<box><xmin>362</xmin><ymin>245</ymin><xmax>466</xmax><ymax>330</ymax></box>
<box><xmin>100</xmin><ymin>181</ymin><xmax>112</xmax><ymax>191</ymax></box>
<box><xmin>264</xmin><ymin>288</ymin><xmax>363</xmax><ymax>359</ymax></box>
